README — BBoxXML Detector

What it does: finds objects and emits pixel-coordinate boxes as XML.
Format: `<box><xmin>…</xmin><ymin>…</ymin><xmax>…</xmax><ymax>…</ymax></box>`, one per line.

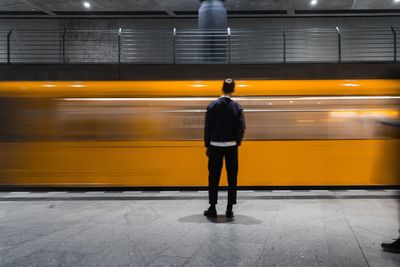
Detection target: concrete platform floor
<box><xmin>0</xmin><ymin>190</ymin><xmax>400</xmax><ymax>266</ymax></box>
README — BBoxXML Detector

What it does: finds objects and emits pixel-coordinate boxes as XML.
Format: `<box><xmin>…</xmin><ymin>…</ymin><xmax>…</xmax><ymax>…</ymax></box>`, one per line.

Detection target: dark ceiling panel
<box><xmin>225</xmin><ymin>0</ymin><xmax>289</xmax><ymax>10</ymax></box>
<box><xmin>1</xmin><ymin>0</ymin><xmax>400</xmax><ymax>17</ymax></box>
<box><xmin>173</xmin><ymin>11</ymin><xmax>198</xmax><ymax>16</ymax></box>
<box><xmin>52</xmin><ymin>11</ymin><xmax>168</xmax><ymax>16</ymax></box>
<box><xmin>161</xmin><ymin>0</ymin><xmax>199</xmax><ymax>11</ymax></box>
<box><xmin>174</xmin><ymin>10</ymin><xmax>287</xmax><ymax>17</ymax></box>
<box><xmin>228</xmin><ymin>10</ymin><xmax>287</xmax><ymax>15</ymax></box>
<box><xmin>0</xmin><ymin>11</ymin><xmax>47</xmax><ymax>15</ymax></box>
<box><xmin>0</xmin><ymin>0</ymin><xmax>37</xmax><ymax>11</ymax></box>
<box><xmin>292</xmin><ymin>0</ymin><xmax>354</xmax><ymax>10</ymax></box>
<box><xmin>296</xmin><ymin>9</ymin><xmax>400</xmax><ymax>15</ymax></box>
<box><xmin>292</xmin><ymin>0</ymin><xmax>400</xmax><ymax>10</ymax></box>
<box><xmin>165</xmin><ymin>0</ymin><xmax>289</xmax><ymax>12</ymax></box>
<box><xmin>26</xmin><ymin>0</ymin><xmax>165</xmax><ymax>11</ymax></box>
<box><xmin>353</xmin><ymin>0</ymin><xmax>400</xmax><ymax>9</ymax></box>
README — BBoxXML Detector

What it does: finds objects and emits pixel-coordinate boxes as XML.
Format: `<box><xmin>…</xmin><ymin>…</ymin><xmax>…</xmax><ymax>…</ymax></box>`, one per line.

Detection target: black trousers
<box><xmin>208</xmin><ymin>145</ymin><xmax>238</xmax><ymax>205</ymax></box>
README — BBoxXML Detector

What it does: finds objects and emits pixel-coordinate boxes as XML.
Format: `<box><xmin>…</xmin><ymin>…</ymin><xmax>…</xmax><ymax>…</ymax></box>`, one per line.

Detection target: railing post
<box><xmin>227</xmin><ymin>27</ymin><xmax>231</xmax><ymax>64</ymax></box>
<box><xmin>118</xmin><ymin>28</ymin><xmax>122</xmax><ymax>64</ymax></box>
<box><xmin>173</xmin><ymin>28</ymin><xmax>176</xmax><ymax>64</ymax></box>
<box><xmin>7</xmin><ymin>29</ymin><xmax>12</xmax><ymax>64</ymax></box>
<box><xmin>336</xmin><ymin>27</ymin><xmax>341</xmax><ymax>63</ymax></box>
<box><xmin>283</xmin><ymin>28</ymin><xmax>286</xmax><ymax>64</ymax></box>
<box><xmin>62</xmin><ymin>28</ymin><xmax>67</xmax><ymax>64</ymax></box>
<box><xmin>391</xmin><ymin>26</ymin><xmax>397</xmax><ymax>63</ymax></box>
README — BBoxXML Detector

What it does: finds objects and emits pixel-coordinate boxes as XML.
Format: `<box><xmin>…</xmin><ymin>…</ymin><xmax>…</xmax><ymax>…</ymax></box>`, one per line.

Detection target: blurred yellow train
<box><xmin>0</xmin><ymin>80</ymin><xmax>400</xmax><ymax>188</ymax></box>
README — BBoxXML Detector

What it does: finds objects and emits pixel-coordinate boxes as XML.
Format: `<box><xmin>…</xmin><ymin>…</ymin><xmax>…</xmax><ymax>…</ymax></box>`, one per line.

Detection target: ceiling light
<box><xmin>83</xmin><ymin>1</ymin><xmax>91</xmax><ymax>9</ymax></box>
<box><xmin>310</xmin><ymin>0</ymin><xmax>318</xmax><ymax>6</ymax></box>
<box><xmin>395</xmin><ymin>0</ymin><xmax>400</xmax><ymax>3</ymax></box>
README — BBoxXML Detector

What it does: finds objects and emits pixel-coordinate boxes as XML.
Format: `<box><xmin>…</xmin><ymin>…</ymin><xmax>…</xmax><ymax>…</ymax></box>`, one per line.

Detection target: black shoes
<box><xmin>204</xmin><ymin>205</ymin><xmax>235</xmax><ymax>218</ymax></box>
<box><xmin>382</xmin><ymin>238</ymin><xmax>400</xmax><ymax>253</ymax></box>
<box><xmin>204</xmin><ymin>207</ymin><xmax>217</xmax><ymax>218</ymax></box>
<box><xmin>225</xmin><ymin>209</ymin><xmax>234</xmax><ymax>218</ymax></box>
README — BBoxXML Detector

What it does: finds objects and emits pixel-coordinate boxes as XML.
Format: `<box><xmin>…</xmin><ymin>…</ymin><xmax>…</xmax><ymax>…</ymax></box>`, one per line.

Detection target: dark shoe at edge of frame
<box><xmin>204</xmin><ymin>208</ymin><xmax>217</xmax><ymax>218</ymax></box>
<box><xmin>225</xmin><ymin>209</ymin><xmax>234</xmax><ymax>218</ymax></box>
<box><xmin>381</xmin><ymin>238</ymin><xmax>400</xmax><ymax>253</ymax></box>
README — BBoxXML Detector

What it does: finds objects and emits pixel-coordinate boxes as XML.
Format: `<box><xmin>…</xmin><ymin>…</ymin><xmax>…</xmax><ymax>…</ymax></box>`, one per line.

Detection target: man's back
<box><xmin>204</xmin><ymin>96</ymin><xmax>245</xmax><ymax>147</ymax></box>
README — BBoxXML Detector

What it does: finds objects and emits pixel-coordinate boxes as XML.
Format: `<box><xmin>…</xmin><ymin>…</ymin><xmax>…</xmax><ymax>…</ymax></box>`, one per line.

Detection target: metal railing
<box><xmin>65</xmin><ymin>30</ymin><xmax>119</xmax><ymax>63</ymax></box>
<box><xmin>285</xmin><ymin>28</ymin><xmax>339</xmax><ymax>63</ymax></box>
<box><xmin>121</xmin><ymin>29</ymin><xmax>174</xmax><ymax>64</ymax></box>
<box><xmin>0</xmin><ymin>29</ymin><xmax>10</xmax><ymax>63</ymax></box>
<box><xmin>230</xmin><ymin>28</ymin><xmax>284</xmax><ymax>63</ymax></box>
<box><xmin>340</xmin><ymin>28</ymin><xmax>394</xmax><ymax>62</ymax></box>
<box><xmin>10</xmin><ymin>30</ymin><xmax>63</xmax><ymax>63</ymax></box>
<box><xmin>175</xmin><ymin>29</ymin><xmax>229</xmax><ymax>64</ymax></box>
<box><xmin>0</xmin><ymin>27</ymin><xmax>399</xmax><ymax>64</ymax></box>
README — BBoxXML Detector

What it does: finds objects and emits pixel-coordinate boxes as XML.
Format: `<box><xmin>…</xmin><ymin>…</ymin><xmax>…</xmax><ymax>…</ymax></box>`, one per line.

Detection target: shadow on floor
<box><xmin>178</xmin><ymin>214</ymin><xmax>262</xmax><ymax>225</ymax></box>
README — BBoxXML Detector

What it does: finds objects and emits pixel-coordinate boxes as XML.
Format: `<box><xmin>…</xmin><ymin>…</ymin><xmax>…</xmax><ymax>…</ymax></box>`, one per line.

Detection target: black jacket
<box><xmin>204</xmin><ymin>97</ymin><xmax>246</xmax><ymax>147</ymax></box>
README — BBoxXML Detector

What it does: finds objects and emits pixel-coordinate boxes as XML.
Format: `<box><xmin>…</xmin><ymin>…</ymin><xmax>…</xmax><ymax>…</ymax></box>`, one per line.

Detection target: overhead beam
<box><xmin>154</xmin><ymin>0</ymin><xmax>177</xmax><ymax>17</ymax></box>
<box><xmin>20</xmin><ymin>0</ymin><xmax>56</xmax><ymax>15</ymax></box>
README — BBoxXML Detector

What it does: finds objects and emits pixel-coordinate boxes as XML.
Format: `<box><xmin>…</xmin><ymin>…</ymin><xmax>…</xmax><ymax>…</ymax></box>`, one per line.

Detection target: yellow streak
<box><xmin>0</xmin><ymin>79</ymin><xmax>399</xmax><ymax>97</ymax></box>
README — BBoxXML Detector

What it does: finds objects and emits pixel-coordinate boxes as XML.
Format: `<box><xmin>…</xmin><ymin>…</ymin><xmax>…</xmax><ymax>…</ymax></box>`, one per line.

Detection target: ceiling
<box><xmin>1</xmin><ymin>0</ymin><xmax>400</xmax><ymax>17</ymax></box>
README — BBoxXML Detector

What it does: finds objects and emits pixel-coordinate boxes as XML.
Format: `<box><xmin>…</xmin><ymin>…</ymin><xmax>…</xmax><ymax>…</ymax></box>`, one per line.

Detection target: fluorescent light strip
<box><xmin>60</xmin><ymin>96</ymin><xmax>400</xmax><ymax>102</ymax></box>
<box><xmin>61</xmin><ymin>97</ymin><xmax>214</xmax><ymax>101</ymax></box>
<box><xmin>164</xmin><ymin>108</ymin><xmax>398</xmax><ymax>113</ymax></box>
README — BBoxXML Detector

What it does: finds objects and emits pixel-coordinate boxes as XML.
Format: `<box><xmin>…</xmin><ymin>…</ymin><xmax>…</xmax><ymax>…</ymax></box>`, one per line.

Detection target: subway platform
<box><xmin>1</xmin><ymin>189</ymin><xmax>400</xmax><ymax>267</ymax></box>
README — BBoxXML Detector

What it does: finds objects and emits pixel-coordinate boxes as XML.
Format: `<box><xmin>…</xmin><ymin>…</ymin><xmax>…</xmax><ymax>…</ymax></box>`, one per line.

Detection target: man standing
<box><xmin>380</xmin><ymin>118</ymin><xmax>400</xmax><ymax>253</ymax></box>
<box><xmin>203</xmin><ymin>78</ymin><xmax>246</xmax><ymax>218</ymax></box>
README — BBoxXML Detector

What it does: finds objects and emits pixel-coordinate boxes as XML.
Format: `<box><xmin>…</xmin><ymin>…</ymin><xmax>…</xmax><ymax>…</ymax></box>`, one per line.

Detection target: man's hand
<box><xmin>206</xmin><ymin>147</ymin><xmax>210</xmax><ymax>157</ymax></box>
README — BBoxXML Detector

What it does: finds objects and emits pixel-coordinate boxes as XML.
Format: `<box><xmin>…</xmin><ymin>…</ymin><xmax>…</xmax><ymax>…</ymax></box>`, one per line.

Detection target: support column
<box><xmin>198</xmin><ymin>0</ymin><xmax>227</xmax><ymax>30</ymax></box>
<box><xmin>198</xmin><ymin>0</ymin><xmax>228</xmax><ymax>63</ymax></box>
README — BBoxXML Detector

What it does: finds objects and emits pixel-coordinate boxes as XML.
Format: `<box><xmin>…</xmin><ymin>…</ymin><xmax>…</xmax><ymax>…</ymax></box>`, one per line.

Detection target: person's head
<box><xmin>222</xmin><ymin>78</ymin><xmax>235</xmax><ymax>95</ymax></box>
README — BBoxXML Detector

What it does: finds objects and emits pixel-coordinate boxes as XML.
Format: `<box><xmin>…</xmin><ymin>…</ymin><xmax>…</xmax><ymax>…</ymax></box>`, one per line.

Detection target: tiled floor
<box><xmin>0</xmin><ymin>190</ymin><xmax>399</xmax><ymax>266</ymax></box>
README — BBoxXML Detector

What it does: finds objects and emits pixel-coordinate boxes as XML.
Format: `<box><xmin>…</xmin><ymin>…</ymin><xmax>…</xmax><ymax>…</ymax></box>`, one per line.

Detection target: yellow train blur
<box><xmin>0</xmin><ymin>80</ymin><xmax>400</xmax><ymax>187</ymax></box>
<box><xmin>0</xmin><ymin>79</ymin><xmax>400</xmax><ymax>97</ymax></box>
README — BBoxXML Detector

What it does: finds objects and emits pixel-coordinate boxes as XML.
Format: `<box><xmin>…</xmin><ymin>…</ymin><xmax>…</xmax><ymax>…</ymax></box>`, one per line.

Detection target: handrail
<box><xmin>283</xmin><ymin>28</ymin><xmax>286</xmax><ymax>64</ymax></box>
<box><xmin>62</xmin><ymin>28</ymin><xmax>66</xmax><ymax>64</ymax></box>
<box><xmin>118</xmin><ymin>28</ymin><xmax>122</xmax><ymax>64</ymax></box>
<box><xmin>336</xmin><ymin>27</ymin><xmax>341</xmax><ymax>63</ymax></box>
<box><xmin>173</xmin><ymin>28</ymin><xmax>176</xmax><ymax>64</ymax></box>
<box><xmin>7</xmin><ymin>30</ymin><xmax>12</xmax><ymax>64</ymax></box>
<box><xmin>391</xmin><ymin>26</ymin><xmax>397</xmax><ymax>63</ymax></box>
<box><xmin>2</xmin><ymin>27</ymin><xmax>399</xmax><ymax>65</ymax></box>
<box><xmin>227</xmin><ymin>27</ymin><xmax>231</xmax><ymax>64</ymax></box>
